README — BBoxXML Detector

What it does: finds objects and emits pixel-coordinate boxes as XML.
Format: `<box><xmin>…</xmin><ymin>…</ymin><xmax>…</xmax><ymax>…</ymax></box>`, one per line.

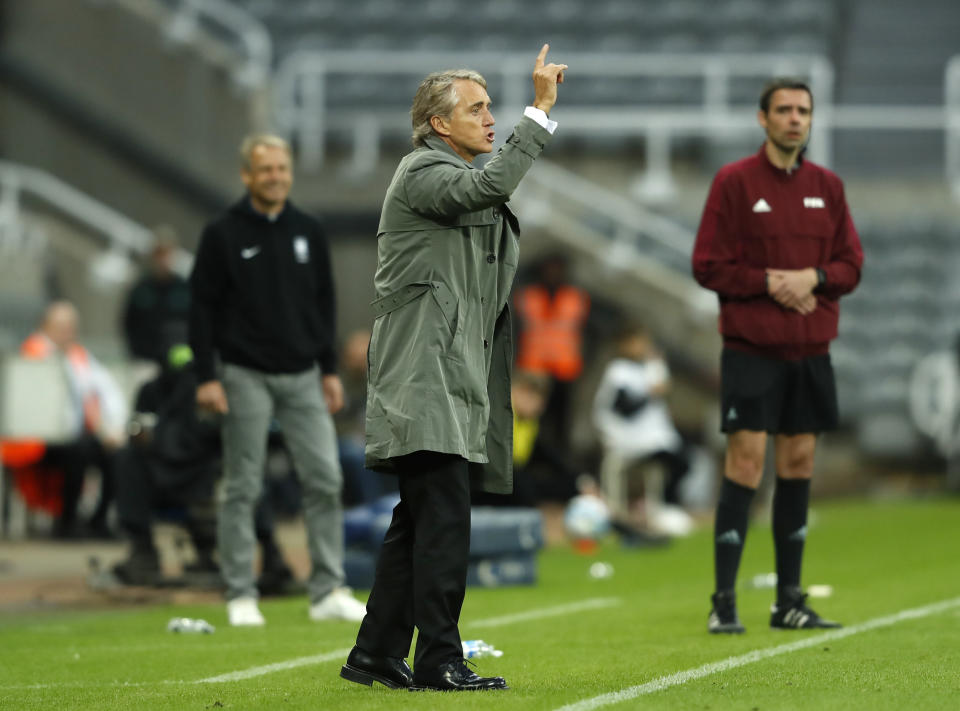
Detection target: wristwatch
<box><xmin>815</xmin><ymin>268</ymin><xmax>826</xmax><ymax>290</ymax></box>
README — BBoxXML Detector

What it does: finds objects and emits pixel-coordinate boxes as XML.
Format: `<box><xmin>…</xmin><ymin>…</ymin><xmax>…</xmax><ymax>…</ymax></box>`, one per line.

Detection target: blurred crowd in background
<box><xmin>2</xmin><ymin>0</ymin><xmax>959</xmax><ymax>595</ymax></box>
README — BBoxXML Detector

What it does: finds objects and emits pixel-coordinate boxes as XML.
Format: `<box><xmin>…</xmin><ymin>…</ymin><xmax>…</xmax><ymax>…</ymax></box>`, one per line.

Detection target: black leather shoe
<box><xmin>409</xmin><ymin>659</ymin><xmax>508</xmax><ymax>692</ymax></box>
<box><xmin>340</xmin><ymin>646</ymin><xmax>413</xmax><ymax>689</ymax></box>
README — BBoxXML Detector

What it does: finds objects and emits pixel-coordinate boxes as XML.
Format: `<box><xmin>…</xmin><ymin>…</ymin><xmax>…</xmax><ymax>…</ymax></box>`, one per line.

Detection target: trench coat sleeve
<box><xmin>404</xmin><ymin>117</ymin><xmax>551</xmax><ymax>218</ymax></box>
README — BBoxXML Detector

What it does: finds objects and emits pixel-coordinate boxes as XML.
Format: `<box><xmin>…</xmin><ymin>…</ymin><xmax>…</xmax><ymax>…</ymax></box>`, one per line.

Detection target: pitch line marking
<box><xmin>194</xmin><ymin>646</ymin><xmax>353</xmax><ymax>683</ymax></box>
<box><xmin>469</xmin><ymin>597</ymin><xmax>622</xmax><ymax>629</ymax></box>
<box><xmin>552</xmin><ymin>595</ymin><xmax>960</xmax><ymax>711</ymax></box>
<box><xmin>197</xmin><ymin>597</ymin><xmax>622</xmax><ymax>682</ymax></box>
<box><xmin>1</xmin><ymin>598</ymin><xmax>622</xmax><ymax>690</ymax></box>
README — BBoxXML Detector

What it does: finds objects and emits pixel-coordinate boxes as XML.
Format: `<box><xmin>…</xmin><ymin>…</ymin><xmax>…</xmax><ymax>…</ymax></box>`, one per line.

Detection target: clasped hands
<box><xmin>766</xmin><ymin>267</ymin><xmax>819</xmax><ymax>315</ymax></box>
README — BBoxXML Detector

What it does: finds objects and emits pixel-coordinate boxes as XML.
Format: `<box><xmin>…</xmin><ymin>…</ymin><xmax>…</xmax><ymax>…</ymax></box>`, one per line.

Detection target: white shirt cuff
<box><xmin>523</xmin><ymin>106</ymin><xmax>558</xmax><ymax>134</ymax></box>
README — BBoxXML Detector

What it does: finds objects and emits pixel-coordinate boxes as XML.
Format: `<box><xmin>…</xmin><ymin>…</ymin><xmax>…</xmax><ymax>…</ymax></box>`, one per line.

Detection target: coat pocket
<box><xmin>429</xmin><ymin>282</ymin><xmax>459</xmax><ymax>335</ymax></box>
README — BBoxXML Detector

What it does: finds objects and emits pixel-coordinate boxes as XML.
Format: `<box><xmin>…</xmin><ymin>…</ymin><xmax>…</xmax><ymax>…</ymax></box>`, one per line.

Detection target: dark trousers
<box><xmin>114</xmin><ymin>445</ymin><xmax>278</xmax><ymax>565</ymax></box>
<box><xmin>541</xmin><ymin>377</ymin><xmax>574</xmax><ymax>446</ymax></box>
<box><xmin>114</xmin><ymin>446</ymin><xmax>217</xmax><ymax>558</ymax></box>
<box><xmin>650</xmin><ymin>447</ymin><xmax>690</xmax><ymax>505</ymax></box>
<box><xmin>355</xmin><ymin>450</ymin><xmax>471</xmax><ymax>673</ymax></box>
<box><xmin>42</xmin><ymin>434</ymin><xmax>114</xmax><ymax>535</ymax></box>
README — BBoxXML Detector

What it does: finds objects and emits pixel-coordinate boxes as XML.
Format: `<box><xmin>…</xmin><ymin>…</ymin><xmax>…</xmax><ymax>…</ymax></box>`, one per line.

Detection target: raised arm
<box><xmin>404</xmin><ymin>45</ymin><xmax>567</xmax><ymax>218</ymax></box>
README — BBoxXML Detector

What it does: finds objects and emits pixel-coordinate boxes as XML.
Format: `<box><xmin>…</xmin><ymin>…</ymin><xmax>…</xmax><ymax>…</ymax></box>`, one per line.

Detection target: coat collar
<box><xmin>757</xmin><ymin>143</ymin><xmax>806</xmax><ymax>178</ymax></box>
<box><xmin>423</xmin><ymin>135</ymin><xmax>477</xmax><ymax>170</ymax></box>
<box><xmin>231</xmin><ymin>195</ymin><xmax>293</xmax><ymax>222</ymax></box>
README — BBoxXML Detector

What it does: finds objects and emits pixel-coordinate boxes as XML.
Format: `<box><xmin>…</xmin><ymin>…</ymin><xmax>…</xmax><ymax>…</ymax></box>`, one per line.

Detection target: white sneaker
<box><xmin>227</xmin><ymin>596</ymin><xmax>266</xmax><ymax>627</ymax></box>
<box><xmin>308</xmin><ymin>587</ymin><xmax>367</xmax><ymax>622</ymax></box>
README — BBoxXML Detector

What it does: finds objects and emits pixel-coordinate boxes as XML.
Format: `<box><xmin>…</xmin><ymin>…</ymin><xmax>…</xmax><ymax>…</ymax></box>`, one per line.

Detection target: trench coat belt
<box><xmin>370</xmin><ymin>283</ymin><xmax>434</xmax><ymax>318</ymax></box>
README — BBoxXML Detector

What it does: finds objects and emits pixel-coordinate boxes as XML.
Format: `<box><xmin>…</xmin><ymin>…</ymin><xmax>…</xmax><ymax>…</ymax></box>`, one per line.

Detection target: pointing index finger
<box><xmin>535</xmin><ymin>43</ymin><xmax>549</xmax><ymax>69</ymax></box>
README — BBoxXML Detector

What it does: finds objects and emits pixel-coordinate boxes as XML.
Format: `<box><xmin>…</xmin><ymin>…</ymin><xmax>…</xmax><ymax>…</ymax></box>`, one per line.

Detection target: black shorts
<box><xmin>720</xmin><ymin>348</ymin><xmax>838</xmax><ymax>435</ymax></box>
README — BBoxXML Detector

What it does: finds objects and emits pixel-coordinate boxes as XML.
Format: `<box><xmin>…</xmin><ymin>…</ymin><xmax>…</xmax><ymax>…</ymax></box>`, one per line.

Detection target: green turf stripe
<box><xmin>554</xmin><ymin>596</ymin><xmax>960</xmax><ymax>711</ymax></box>
<box><xmin>194</xmin><ymin>647</ymin><xmax>353</xmax><ymax>683</ymax></box>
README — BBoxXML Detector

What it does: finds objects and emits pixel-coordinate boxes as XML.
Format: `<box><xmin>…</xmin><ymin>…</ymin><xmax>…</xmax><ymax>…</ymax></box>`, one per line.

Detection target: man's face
<box><xmin>758</xmin><ymin>88</ymin><xmax>812</xmax><ymax>154</ymax></box>
<box><xmin>150</xmin><ymin>245</ymin><xmax>174</xmax><ymax>278</ymax></box>
<box><xmin>622</xmin><ymin>334</ymin><xmax>651</xmax><ymax>361</ymax></box>
<box><xmin>45</xmin><ymin>305</ymin><xmax>77</xmax><ymax>349</ymax></box>
<box><xmin>435</xmin><ymin>79</ymin><xmax>495</xmax><ymax>162</ymax></box>
<box><xmin>242</xmin><ymin>144</ymin><xmax>293</xmax><ymax>211</ymax></box>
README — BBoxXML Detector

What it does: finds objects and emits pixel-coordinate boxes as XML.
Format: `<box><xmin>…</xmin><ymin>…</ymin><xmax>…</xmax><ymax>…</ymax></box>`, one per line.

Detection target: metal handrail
<box><xmin>512</xmin><ymin>159</ymin><xmax>716</xmax><ymax>318</ymax></box>
<box><xmin>165</xmin><ymin>0</ymin><xmax>272</xmax><ymax>88</ymax></box>
<box><xmin>521</xmin><ymin>160</ymin><xmax>695</xmax><ymax>256</ymax></box>
<box><xmin>0</xmin><ymin>162</ymin><xmax>152</xmax><ymax>251</ymax></box>
<box><xmin>944</xmin><ymin>55</ymin><xmax>960</xmax><ymax>200</ymax></box>
<box><xmin>273</xmin><ymin>50</ymin><xmax>835</xmax><ymax>172</ymax></box>
<box><xmin>0</xmin><ymin>161</ymin><xmax>191</xmax><ymax>273</ymax></box>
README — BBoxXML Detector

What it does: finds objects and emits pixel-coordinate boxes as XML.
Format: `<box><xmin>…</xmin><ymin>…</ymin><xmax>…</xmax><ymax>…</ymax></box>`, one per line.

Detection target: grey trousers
<box><xmin>219</xmin><ymin>363</ymin><xmax>344</xmax><ymax>603</ymax></box>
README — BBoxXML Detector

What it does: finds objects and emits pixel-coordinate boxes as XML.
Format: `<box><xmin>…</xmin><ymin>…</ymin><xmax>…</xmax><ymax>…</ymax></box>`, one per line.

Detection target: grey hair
<box><xmin>239</xmin><ymin>133</ymin><xmax>292</xmax><ymax>170</ymax></box>
<box><xmin>410</xmin><ymin>69</ymin><xmax>487</xmax><ymax>148</ymax></box>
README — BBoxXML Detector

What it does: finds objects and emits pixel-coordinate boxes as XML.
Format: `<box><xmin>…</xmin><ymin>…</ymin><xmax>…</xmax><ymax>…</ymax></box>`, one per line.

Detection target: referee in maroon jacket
<box><xmin>692</xmin><ymin>78</ymin><xmax>864</xmax><ymax>634</ymax></box>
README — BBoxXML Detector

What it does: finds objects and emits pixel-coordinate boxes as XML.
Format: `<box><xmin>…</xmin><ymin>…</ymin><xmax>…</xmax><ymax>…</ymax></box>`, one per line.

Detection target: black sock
<box><xmin>772</xmin><ymin>477</ymin><xmax>810</xmax><ymax>602</ymax></box>
<box><xmin>713</xmin><ymin>477</ymin><xmax>756</xmax><ymax>594</ymax></box>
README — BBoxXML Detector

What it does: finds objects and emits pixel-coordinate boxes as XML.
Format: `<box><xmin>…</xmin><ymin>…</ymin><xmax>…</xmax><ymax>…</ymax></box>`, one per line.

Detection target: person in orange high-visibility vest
<box><xmin>0</xmin><ymin>301</ymin><xmax>126</xmax><ymax>538</ymax></box>
<box><xmin>514</xmin><ymin>254</ymin><xmax>590</xmax><ymax>446</ymax></box>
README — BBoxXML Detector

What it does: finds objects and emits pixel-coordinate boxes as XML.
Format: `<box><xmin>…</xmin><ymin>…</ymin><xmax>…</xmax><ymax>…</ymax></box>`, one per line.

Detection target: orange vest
<box><xmin>515</xmin><ymin>285</ymin><xmax>589</xmax><ymax>381</ymax></box>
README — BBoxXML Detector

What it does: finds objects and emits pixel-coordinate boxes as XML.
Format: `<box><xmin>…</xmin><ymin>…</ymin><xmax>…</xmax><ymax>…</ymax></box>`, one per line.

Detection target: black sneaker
<box><xmin>708</xmin><ymin>590</ymin><xmax>745</xmax><ymax>634</ymax></box>
<box><xmin>770</xmin><ymin>587</ymin><xmax>841</xmax><ymax>630</ymax></box>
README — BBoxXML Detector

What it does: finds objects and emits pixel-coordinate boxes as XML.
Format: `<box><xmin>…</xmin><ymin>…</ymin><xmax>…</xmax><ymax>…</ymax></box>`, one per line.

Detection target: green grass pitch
<box><xmin>1</xmin><ymin>497</ymin><xmax>958</xmax><ymax>710</ymax></box>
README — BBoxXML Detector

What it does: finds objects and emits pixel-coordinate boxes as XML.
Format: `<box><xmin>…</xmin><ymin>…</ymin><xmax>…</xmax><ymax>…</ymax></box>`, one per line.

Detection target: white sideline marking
<box><xmin>469</xmin><ymin>597</ymin><xmax>622</xmax><ymax>629</ymax></box>
<box><xmin>193</xmin><ymin>646</ymin><xmax>353</xmax><ymax>684</ymax></box>
<box><xmin>196</xmin><ymin>598</ymin><xmax>623</xmax><ymax>683</ymax></box>
<box><xmin>552</xmin><ymin>596</ymin><xmax>960</xmax><ymax>711</ymax></box>
<box><xmin>2</xmin><ymin>598</ymin><xmax>621</xmax><ymax>691</ymax></box>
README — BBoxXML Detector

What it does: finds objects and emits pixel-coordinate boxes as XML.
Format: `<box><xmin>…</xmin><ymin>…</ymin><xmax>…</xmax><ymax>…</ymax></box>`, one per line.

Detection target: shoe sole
<box><xmin>340</xmin><ymin>664</ymin><xmax>407</xmax><ymax>690</ymax></box>
<box><xmin>408</xmin><ymin>682</ymin><xmax>509</xmax><ymax>692</ymax></box>
<box><xmin>770</xmin><ymin>622</ymin><xmax>842</xmax><ymax>630</ymax></box>
<box><xmin>708</xmin><ymin>626</ymin><xmax>745</xmax><ymax>634</ymax></box>
<box><xmin>407</xmin><ymin>686</ymin><xmax>510</xmax><ymax>694</ymax></box>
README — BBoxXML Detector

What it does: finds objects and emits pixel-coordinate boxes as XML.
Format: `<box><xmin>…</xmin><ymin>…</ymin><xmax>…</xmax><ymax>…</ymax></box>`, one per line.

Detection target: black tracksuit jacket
<box><xmin>189</xmin><ymin>197</ymin><xmax>338</xmax><ymax>383</ymax></box>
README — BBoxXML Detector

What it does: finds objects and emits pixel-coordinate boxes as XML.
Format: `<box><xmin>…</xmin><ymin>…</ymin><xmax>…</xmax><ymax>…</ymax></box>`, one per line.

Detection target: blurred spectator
<box><xmin>514</xmin><ymin>253</ymin><xmax>590</xmax><ymax>448</ymax></box>
<box><xmin>112</xmin><ymin>343</ymin><xmax>299</xmax><ymax>592</ymax></box>
<box><xmin>189</xmin><ymin>133</ymin><xmax>363</xmax><ymax>626</ymax></box>
<box><xmin>335</xmin><ymin>329</ymin><xmax>393</xmax><ymax>506</ymax></box>
<box><xmin>122</xmin><ymin>226</ymin><xmax>191</xmax><ymax>365</ymax></box>
<box><xmin>2</xmin><ymin>301</ymin><xmax>125</xmax><ymax>538</ymax></box>
<box><xmin>593</xmin><ymin>324</ymin><xmax>694</xmax><ymax>536</ymax></box>
<box><xmin>112</xmin><ymin>344</ymin><xmax>219</xmax><ymax>584</ymax></box>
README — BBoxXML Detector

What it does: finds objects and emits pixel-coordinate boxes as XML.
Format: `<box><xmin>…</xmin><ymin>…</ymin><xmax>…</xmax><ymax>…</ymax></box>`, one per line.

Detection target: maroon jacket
<box><xmin>692</xmin><ymin>146</ymin><xmax>863</xmax><ymax>359</ymax></box>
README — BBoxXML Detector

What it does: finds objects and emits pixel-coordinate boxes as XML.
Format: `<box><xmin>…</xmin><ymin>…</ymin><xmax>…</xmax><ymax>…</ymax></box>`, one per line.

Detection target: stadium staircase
<box><xmin>833</xmin><ymin>0</ymin><xmax>960</xmax><ymax>176</ymax></box>
<box><xmin>0</xmin><ymin>0</ymin><xmax>268</xmax><ymax>240</ymax></box>
<box><xmin>833</xmin><ymin>217</ymin><xmax>960</xmax><ymax>460</ymax></box>
<box><xmin>3</xmin><ymin>0</ymin><xmax>956</xmax><ymax>468</ymax></box>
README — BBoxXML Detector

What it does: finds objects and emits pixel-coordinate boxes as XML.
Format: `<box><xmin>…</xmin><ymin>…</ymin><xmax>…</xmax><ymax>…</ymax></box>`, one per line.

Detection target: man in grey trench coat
<box><xmin>340</xmin><ymin>45</ymin><xmax>567</xmax><ymax>692</ymax></box>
